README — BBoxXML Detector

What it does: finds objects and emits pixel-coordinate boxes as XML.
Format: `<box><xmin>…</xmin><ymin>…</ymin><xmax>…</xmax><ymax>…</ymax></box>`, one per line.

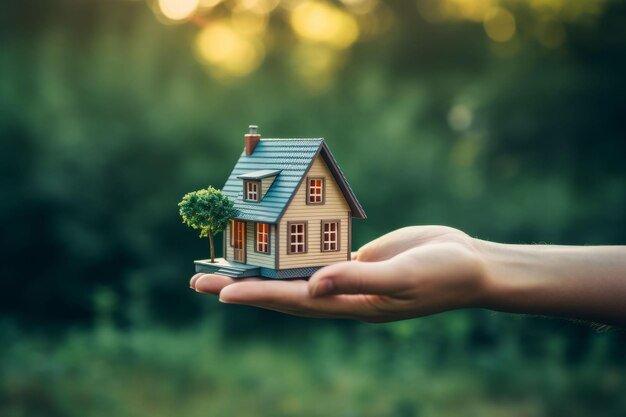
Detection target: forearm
<box><xmin>476</xmin><ymin>240</ymin><xmax>626</xmax><ymax>326</ymax></box>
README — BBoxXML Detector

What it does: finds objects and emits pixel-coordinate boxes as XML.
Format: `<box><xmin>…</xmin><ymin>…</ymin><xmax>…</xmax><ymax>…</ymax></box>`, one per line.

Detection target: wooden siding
<box><xmin>246</xmin><ymin>222</ymin><xmax>276</xmax><ymax>269</ymax></box>
<box><xmin>224</xmin><ymin>223</ymin><xmax>231</xmax><ymax>261</ymax></box>
<box><xmin>279</xmin><ymin>155</ymin><xmax>350</xmax><ymax>269</ymax></box>
<box><xmin>261</xmin><ymin>176</ymin><xmax>276</xmax><ymax>199</ymax></box>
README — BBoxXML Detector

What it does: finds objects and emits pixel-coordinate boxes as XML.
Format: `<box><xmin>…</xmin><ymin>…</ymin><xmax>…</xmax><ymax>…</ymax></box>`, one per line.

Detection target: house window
<box><xmin>307</xmin><ymin>177</ymin><xmax>325</xmax><ymax>204</ymax></box>
<box><xmin>288</xmin><ymin>222</ymin><xmax>307</xmax><ymax>254</ymax></box>
<box><xmin>244</xmin><ymin>180</ymin><xmax>260</xmax><ymax>201</ymax></box>
<box><xmin>256</xmin><ymin>223</ymin><xmax>269</xmax><ymax>254</ymax></box>
<box><xmin>321</xmin><ymin>220</ymin><xmax>340</xmax><ymax>252</ymax></box>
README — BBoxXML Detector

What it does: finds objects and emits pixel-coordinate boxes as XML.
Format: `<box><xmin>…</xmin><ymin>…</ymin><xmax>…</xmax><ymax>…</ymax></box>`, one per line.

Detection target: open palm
<box><xmin>190</xmin><ymin>226</ymin><xmax>488</xmax><ymax>322</ymax></box>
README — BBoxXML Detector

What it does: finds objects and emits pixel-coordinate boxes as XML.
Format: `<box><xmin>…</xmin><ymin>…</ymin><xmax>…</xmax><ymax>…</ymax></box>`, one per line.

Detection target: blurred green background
<box><xmin>1</xmin><ymin>0</ymin><xmax>625</xmax><ymax>416</ymax></box>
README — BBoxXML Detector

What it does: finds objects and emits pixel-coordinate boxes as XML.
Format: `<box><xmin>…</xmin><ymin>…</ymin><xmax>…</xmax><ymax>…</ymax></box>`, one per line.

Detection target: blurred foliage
<box><xmin>1</xmin><ymin>315</ymin><xmax>626</xmax><ymax>417</ymax></box>
<box><xmin>1</xmin><ymin>0</ymin><xmax>625</xmax><ymax>415</ymax></box>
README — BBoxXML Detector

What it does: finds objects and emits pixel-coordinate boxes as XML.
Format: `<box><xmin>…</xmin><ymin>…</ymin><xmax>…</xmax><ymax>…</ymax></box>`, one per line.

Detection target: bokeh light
<box><xmin>448</xmin><ymin>0</ymin><xmax>495</xmax><ymax>22</ymax></box>
<box><xmin>231</xmin><ymin>10</ymin><xmax>268</xmax><ymax>36</ymax></box>
<box><xmin>232</xmin><ymin>0</ymin><xmax>280</xmax><ymax>14</ymax></box>
<box><xmin>199</xmin><ymin>0</ymin><xmax>223</xmax><ymax>9</ymax></box>
<box><xmin>448</xmin><ymin>104</ymin><xmax>473</xmax><ymax>132</ymax></box>
<box><xmin>290</xmin><ymin>1</ymin><xmax>360</xmax><ymax>49</ymax></box>
<box><xmin>340</xmin><ymin>0</ymin><xmax>379</xmax><ymax>15</ymax></box>
<box><xmin>147</xmin><ymin>0</ymin><xmax>610</xmax><ymax>79</ymax></box>
<box><xmin>195</xmin><ymin>21</ymin><xmax>265</xmax><ymax>76</ymax></box>
<box><xmin>483</xmin><ymin>7</ymin><xmax>516</xmax><ymax>42</ymax></box>
<box><xmin>356</xmin><ymin>3</ymin><xmax>394</xmax><ymax>38</ymax></box>
<box><xmin>158</xmin><ymin>0</ymin><xmax>199</xmax><ymax>21</ymax></box>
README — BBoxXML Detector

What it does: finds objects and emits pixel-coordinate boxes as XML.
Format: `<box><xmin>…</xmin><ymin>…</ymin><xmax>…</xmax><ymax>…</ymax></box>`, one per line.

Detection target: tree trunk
<box><xmin>208</xmin><ymin>230</ymin><xmax>215</xmax><ymax>263</ymax></box>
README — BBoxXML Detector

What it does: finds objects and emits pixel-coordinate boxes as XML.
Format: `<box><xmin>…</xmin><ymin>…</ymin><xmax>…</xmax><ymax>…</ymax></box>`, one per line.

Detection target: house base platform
<box><xmin>194</xmin><ymin>258</ymin><xmax>321</xmax><ymax>279</ymax></box>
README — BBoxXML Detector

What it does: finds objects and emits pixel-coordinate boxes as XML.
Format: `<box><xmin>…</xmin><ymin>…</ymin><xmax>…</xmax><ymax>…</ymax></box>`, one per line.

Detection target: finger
<box><xmin>356</xmin><ymin>226</ymin><xmax>450</xmax><ymax>262</ymax></box>
<box><xmin>194</xmin><ymin>274</ymin><xmax>235</xmax><ymax>295</ymax></box>
<box><xmin>194</xmin><ymin>274</ymin><xmax>262</xmax><ymax>295</ymax></box>
<box><xmin>190</xmin><ymin>273</ymin><xmax>205</xmax><ymax>289</ymax></box>
<box><xmin>219</xmin><ymin>280</ymin><xmax>369</xmax><ymax>319</ymax></box>
<box><xmin>219</xmin><ymin>280</ymin><xmax>308</xmax><ymax>303</ymax></box>
<box><xmin>308</xmin><ymin>259</ymin><xmax>411</xmax><ymax>297</ymax></box>
<box><xmin>356</xmin><ymin>228</ymin><xmax>419</xmax><ymax>262</ymax></box>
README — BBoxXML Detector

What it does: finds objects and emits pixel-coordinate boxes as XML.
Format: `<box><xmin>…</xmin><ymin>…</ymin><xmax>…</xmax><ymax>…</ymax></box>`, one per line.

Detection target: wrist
<box><xmin>471</xmin><ymin>239</ymin><xmax>545</xmax><ymax>313</ymax></box>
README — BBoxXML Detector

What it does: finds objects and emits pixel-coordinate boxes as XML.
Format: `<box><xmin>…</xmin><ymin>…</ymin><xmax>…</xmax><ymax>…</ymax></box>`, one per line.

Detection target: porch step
<box><xmin>219</xmin><ymin>265</ymin><xmax>250</xmax><ymax>273</ymax></box>
<box><xmin>215</xmin><ymin>268</ymin><xmax>242</xmax><ymax>278</ymax></box>
<box><xmin>194</xmin><ymin>258</ymin><xmax>260</xmax><ymax>278</ymax></box>
<box><xmin>214</xmin><ymin>266</ymin><xmax>260</xmax><ymax>279</ymax></box>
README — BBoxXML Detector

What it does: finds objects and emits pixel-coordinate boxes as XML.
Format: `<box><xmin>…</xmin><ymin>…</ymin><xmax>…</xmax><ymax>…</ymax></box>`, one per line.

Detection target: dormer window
<box><xmin>238</xmin><ymin>169</ymin><xmax>281</xmax><ymax>202</ymax></box>
<box><xmin>307</xmin><ymin>177</ymin><xmax>325</xmax><ymax>205</ymax></box>
<box><xmin>244</xmin><ymin>180</ymin><xmax>260</xmax><ymax>202</ymax></box>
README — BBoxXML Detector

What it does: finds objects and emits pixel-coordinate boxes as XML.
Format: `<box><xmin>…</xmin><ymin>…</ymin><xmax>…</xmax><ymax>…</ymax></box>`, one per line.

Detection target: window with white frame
<box><xmin>256</xmin><ymin>223</ymin><xmax>269</xmax><ymax>253</ymax></box>
<box><xmin>307</xmin><ymin>177</ymin><xmax>324</xmax><ymax>204</ymax></box>
<box><xmin>244</xmin><ymin>180</ymin><xmax>259</xmax><ymax>201</ymax></box>
<box><xmin>321</xmin><ymin>221</ymin><xmax>339</xmax><ymax>252</ymax></box>
<box><xmin>288</xmin><ymin>222</ymin><xmax>307</xmax><ymax>254</ymax></box>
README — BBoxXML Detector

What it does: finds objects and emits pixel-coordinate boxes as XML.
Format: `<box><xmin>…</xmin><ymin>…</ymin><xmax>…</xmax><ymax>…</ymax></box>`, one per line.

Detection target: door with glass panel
<box><xmin>233</xmin><ymin>221</ymin><xmax>246</xmax><ymax>262</ymax></box>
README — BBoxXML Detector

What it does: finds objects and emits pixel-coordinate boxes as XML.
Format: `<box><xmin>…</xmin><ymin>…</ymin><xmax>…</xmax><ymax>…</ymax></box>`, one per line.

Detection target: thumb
<box><xmin>308</xmin><ymin>259</ymin><xmax>411</xmax><ymax>297</ymax></box>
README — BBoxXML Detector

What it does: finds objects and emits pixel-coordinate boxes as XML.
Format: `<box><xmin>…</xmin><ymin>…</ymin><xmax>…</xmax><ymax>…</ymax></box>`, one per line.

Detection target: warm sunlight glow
<box><xmin>447</xmin><ymin>0</ymin><xmax>495</xmax><ymax>22</ymax></box>
<box><xmin>529</xmin><ymin>0</ymin><xmax>566</xmax><ymax>13</ymax></box>
<box><xmin>145</xmin><ymin>0</ymin><xmax>609</xmax><ymax>78</ymax></box>
<box><xmin>356</xmin><ymin>4</ymin><xmax>395</xmax><ymax>38</ymax></box>
<box><xmin>340</xmin><ymin>0</ymin><xmax>379</xmax><ymax>15</ymax></box>
<box><xmin>199</xmin><ymin>0</ymin><xmax>222</xmax><ymax>8</ymax></box>
<box><xmin>234</xmin><ymin>0</ymin><xmax>281</xmax><ymax>14</ymax></box>
<box><xmin>195</xmin><ymin>21</ymin><xmax>264</xmax><ymax>76</ymax></box>
<box><xmin>483</xmin><ymin>7</ymin><xmax>516</xmax><ymax>42</ymax></box>
<box><xmin>418</xmin><ymin>0</ymin><xmax>494</xmax><ymax>23</ymax></box>
<box><xmin>291</xmin><ymin>44</ymin><xmax>341</xmax><ymax>92</ymax></box>
<box><xmin>231</xmin><ymin>10</ymin><xmax>268</xmax><ymax>35</ymax></box>
<box><xmin>158</xmin><ymin>0</ymin><xmax>199</xmax><ymax>21</ymax></box>
<box><xmin>290</xmin><ymin>1</ymin><xmax>359</xmax><ymax>49</ymax></box>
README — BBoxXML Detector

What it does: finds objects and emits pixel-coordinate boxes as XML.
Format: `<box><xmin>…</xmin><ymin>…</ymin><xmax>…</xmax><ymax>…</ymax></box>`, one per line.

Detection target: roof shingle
<box><xmin>222</xmin><ymin>138</ymin><xmax>365</xmax><ymax>223</ymax></box>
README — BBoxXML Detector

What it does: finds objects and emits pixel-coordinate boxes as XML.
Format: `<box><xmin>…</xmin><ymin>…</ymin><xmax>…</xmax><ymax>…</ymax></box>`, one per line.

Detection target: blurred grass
<box><xmin>2</xmin><ymin>316</ymin><xmax>625</xmax><ymax>417</ymax></box>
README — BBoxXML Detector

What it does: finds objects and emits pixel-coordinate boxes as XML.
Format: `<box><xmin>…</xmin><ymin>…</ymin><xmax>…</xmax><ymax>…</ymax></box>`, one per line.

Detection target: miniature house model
<box><xmin>195</xmin><ymin>125</ymin><xmax>366</xmax><ymax>279</ymax></box>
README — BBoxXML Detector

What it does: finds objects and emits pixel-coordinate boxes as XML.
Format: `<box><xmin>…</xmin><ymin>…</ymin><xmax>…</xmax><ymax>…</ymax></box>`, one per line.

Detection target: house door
<box><xmin>233</xmin><ymin>221</ymin><xmax>246</xmax><ymax>263</ymax></box>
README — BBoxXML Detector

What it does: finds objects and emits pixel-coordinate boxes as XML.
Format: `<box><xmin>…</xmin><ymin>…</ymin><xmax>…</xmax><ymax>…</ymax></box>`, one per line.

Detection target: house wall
<box><xmin>245</xmin><ymin>222</ymin><xmax>276</xmax><ymax>269</ymax></box>
<box><xmin>278</xmin><ymin>155</ymin><xmax>351</xmax><ymax>269</ymax></box>
<box><xmin>224</xmin><ymin>224</ymin><xmax>231</xmax><ymax>261</ymax></box>
<box><xmin>261</xmin><ymin>176</ymin><xmax>276</xmax><ymax>199</ymax></box>
<box><xmin>223</xmin><ymin>221</ymin><xmax>276</xmax><ymax>269</ymax></box>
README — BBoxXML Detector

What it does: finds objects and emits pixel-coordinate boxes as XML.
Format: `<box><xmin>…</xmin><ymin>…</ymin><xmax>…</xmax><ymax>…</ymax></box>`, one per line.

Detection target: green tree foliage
<box><xmin>179</xmin><ymin>187</ymin><xmax>237</xmax><ymax>263</ymax></box>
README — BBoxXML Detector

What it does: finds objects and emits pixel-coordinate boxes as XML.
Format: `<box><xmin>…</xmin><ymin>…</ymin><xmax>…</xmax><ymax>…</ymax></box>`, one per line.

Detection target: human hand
<box><xmin>190</xmin><ymin>226</ymin><xmax>489</xmax><ymax>322</ymax></box>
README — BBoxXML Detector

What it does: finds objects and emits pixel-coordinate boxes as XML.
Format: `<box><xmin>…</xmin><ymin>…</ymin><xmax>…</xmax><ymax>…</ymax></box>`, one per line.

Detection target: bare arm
<box><xmin>190</xmin><ymin>226</ymin><xmax>626</xmax><ymax>326</ymax></box>
<box><xmin>479</xmin><ymin>241</ymin><xmax>626</xmax><ymax>326</ymax></box>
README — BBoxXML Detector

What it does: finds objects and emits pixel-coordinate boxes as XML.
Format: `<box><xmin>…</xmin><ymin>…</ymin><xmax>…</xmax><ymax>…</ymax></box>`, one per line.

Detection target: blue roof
<box><xmin>222</xmin><ymin>138</ymin><xmax>366</xmax><ymax>223</ymax></box>
<box><xmin>236</xmin><ymin>169</ymin><xmax>282</xmax><ymax>180</ymax></box>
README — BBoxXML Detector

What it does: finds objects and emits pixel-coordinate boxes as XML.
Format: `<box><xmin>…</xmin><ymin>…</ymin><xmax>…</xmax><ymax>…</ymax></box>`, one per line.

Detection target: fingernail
<box><xmin>218</xmin><ymin>298</ymin><xmax>231</xmax><ymax>304</ymax></box>
<box><xmin>312</xmin><ymin>279</ymin><xmax>334</xmax><ymax>297</ymax></box>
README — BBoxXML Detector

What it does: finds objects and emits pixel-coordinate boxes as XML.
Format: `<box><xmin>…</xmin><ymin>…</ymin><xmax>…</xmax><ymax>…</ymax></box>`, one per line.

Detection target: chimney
<box><xmin>245</xmin><ymin>125</ymin><xmax>261</xmax><ymax>155</ymax></box>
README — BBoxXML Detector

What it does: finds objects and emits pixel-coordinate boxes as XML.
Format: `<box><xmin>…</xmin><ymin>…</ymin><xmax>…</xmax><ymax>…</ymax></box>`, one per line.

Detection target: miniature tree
<box><xmin>178</xmin><ymin>186</ymin><xmax>238</xmax><ymax>263</ymax></box>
